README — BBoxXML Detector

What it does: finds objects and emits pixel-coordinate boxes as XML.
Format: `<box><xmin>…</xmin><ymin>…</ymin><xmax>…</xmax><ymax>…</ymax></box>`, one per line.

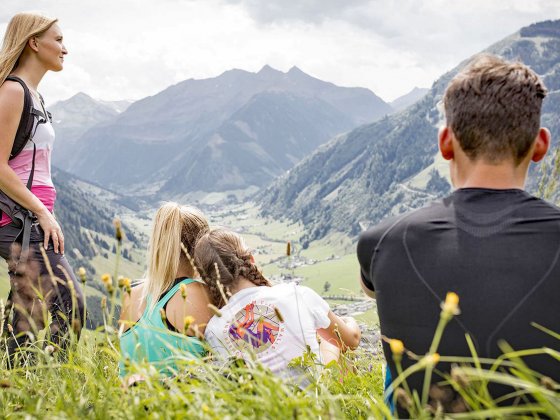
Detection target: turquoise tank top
<box><xmin>119</xmin><ymin>278</ymin><xmax>206</xmax><ymax>377</ymax></box>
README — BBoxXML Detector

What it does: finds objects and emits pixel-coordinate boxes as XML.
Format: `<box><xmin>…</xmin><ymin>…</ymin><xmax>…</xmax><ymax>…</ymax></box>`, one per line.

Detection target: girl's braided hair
<box><xmin>194</xmin><ymin>228</ymin><xmax>270</xmax><ymax>308</ymax></box>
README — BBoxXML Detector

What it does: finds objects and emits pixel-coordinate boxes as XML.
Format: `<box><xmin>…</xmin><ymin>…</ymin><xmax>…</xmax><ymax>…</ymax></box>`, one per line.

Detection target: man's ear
<box><xmin>531</xmin><ymin>128</ymin><xmax>551</xmax><ymax>163</ymax></box>
<box><xmin>439</xmin><ymin>126</ymin><xmax>454</xmax><ymax>161</ymax></box>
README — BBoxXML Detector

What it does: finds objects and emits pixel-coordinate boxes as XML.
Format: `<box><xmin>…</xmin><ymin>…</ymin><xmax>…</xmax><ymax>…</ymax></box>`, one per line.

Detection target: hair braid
<box><xmin>237</xmin><ymin>254</ymin><xmax>270</xmax><ymax>287</ymax></box>
<box><xmin>194</xmin><ymin>228</ymin><xmax>271</xmax><ymax>308</ymax></box>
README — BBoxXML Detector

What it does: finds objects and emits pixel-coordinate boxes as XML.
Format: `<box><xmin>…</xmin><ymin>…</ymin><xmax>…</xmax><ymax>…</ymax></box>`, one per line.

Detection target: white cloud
<box><xmin>2</xmin><ymin>0</ymin><xmax>559</xmax><ymax>104</ymax></box>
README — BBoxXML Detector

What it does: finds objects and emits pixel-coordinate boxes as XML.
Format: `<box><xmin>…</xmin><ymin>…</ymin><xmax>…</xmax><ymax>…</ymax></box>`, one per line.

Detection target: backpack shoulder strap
<box><xmin>4</xmin><ymin>76</ymin><xmax>34</xmax><ymax>160</ymax></box>
<box><xmin>37</xmin><ymin>92</ymin><xmax>52</xmax><ymax>122</ymax></box>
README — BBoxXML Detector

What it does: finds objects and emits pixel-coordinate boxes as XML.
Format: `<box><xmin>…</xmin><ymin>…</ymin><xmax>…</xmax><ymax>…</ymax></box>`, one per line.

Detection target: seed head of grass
<box><xmin>77</xmin><ymin>267</ymin><xmax>87</xmax><ymax>283</ymax></box>
<box><xmin>113</xmin><ymin>217</ymin><xmax>123</xmax><ymax>243</ymax></box>
<box><xmin>207</xmin><ymin>303</ymin><xmax>222</xmax><ymax>317</ymax></box>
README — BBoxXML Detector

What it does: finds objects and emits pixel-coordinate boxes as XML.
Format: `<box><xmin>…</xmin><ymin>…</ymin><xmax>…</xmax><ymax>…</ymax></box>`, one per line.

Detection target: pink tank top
<box><xmin>0</xmin><ymin>96</ymin><xmax>57</xmax><ymax>227</ymax></box>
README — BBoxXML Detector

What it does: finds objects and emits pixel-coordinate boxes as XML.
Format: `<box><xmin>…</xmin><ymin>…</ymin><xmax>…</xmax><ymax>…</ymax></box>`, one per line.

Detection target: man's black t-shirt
<box><xmin>357</xmin><ymin>188</ymin><xmax>560</xmax><ymax>399</ymax></box>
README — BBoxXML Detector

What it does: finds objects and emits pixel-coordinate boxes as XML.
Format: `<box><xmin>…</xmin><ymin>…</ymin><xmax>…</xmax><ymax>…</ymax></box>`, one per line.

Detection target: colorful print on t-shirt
<box><xmin>226</xmin><ymin>301</ymin><xmax>285</xmax><ymax>354</ymax></box>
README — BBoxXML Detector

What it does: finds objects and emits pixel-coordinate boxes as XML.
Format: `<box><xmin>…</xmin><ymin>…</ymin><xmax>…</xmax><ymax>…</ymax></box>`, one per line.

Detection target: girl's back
<box><xmin>120</xmin><ymin>279</ymin><xmax>209</xmax><ymax>376</ymax></box>
<box><xmin>205</xmin><ymin>282</ymin><xmax>330</xmax><ymax>374</ymax></box>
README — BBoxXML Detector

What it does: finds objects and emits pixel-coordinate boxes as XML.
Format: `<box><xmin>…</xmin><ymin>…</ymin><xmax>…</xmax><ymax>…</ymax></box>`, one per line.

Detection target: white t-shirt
<box><xmin>204</xmin><ymin>283</ymin><xmax>331</xmax><ymax>375</ymax></box>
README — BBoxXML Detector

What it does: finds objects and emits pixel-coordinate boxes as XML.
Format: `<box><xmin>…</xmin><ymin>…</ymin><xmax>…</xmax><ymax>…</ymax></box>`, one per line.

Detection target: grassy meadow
<box><xmin>1</xmin><ymin>200</ymin><xmax>558</xmax><ymax>418</ymax></box>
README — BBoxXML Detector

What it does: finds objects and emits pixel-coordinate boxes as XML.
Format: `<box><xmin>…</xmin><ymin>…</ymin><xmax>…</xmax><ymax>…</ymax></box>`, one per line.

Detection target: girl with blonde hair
<box><xmin>195</xmin><ymin>228</ymin><xmax>361</xmax><ymax>379</ymax></box>
<box><xmin>119</xmin><ymin>203</ymin><xmax>213</xmax><ymax>379</ymax></box>
<box><xmin>0</xmin><ymin>12</ymin><xmax>84</xmax><ymax>362</ymax></box>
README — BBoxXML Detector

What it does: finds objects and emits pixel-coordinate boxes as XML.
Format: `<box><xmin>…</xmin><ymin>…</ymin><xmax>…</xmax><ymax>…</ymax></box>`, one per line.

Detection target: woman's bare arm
<box><xmin>119</xmin><ymin>284</ymin><xmax>145</xmax><ymax>332</ymax></box>
<box><xmin>166</xmin><ymin>282</ymin><xmax>213</xmax><ymax>337</ymax></box>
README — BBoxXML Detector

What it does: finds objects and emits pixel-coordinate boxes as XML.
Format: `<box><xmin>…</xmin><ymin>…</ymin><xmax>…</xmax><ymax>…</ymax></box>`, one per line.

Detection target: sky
<box><xmin>2</xmin><ymin>0</ymin><xmax>560</xmax><ymax>105</ymax></box>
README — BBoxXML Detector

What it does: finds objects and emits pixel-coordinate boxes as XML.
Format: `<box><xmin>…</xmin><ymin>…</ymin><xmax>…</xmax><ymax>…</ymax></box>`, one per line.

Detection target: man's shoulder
<box><xmin>524</xmin><ymin>194</ymin><xmax>560</xmax><ymax>214</ymax></box>
<box><xmin>358</xmin><ymin>200</ymin><xmax>447</xmax><ymax>245</ymax></box>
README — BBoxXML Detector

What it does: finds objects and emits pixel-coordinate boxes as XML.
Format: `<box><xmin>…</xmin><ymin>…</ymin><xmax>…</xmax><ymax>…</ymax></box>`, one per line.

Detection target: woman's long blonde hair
<box><xmin>143</xmin><ymin>203</ymin><xmax>209</xmax><ymax>310</ymax></box>
<box><xmin>0</xmin><ymin>12</ymin><xmax>58</xmax><ymax>85</ymax></box>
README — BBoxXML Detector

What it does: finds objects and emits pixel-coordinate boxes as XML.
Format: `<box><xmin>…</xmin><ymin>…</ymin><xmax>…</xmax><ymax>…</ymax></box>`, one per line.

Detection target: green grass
<box><xmin>0</xmin><ymin>328</ymin><xmax>387</xmax><ymax>419</ymax></box>
<box><xmin>0</xmin><ymin>292</ymin><xmax>556</xmax><ymax>419</ymax></box>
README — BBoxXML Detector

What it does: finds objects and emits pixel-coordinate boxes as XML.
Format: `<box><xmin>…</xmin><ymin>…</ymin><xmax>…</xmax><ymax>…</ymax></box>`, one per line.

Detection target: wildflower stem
<box><xmin>421</xmin><ymin>312</ymin><xmax>450</xmax><ymax>407</ymax></box>
<box><xmin>108</xmin><ymin>239</ymin><xmax>121</xmax><ymax>329</ymax></box>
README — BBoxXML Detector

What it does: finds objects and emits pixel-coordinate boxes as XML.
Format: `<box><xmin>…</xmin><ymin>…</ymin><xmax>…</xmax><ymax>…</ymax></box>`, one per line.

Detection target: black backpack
<box><xmin>6</xmin><ymin>75</ymin><xmax>52</xmax><ymax>164</ymax></box>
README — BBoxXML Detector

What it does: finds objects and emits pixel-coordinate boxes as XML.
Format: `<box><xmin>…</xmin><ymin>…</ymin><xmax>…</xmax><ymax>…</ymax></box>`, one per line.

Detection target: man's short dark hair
<box><xmin>443</xmin><ymin>54</ymin><xmax>547</xmax><ymax>164</ymax></box>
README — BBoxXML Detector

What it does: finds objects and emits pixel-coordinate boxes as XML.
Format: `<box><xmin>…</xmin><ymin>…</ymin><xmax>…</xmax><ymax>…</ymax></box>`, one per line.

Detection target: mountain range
<box><xmin>53</xmin><ymin>66</ymin><xmax>392</xmax><ymax>197</ymax></box>
<box><xmin>257</xmin><ymin>19</ymin><xmax>560</xmax><ymax>246</ymax></box>
<box><xmin>389</xmin><ymin>87</ymin><xmax>429</xmax><ymax>112</ymax></box>
<box><xmin>50</xmin><ymin>93</ymin><xmax>130</xmax><ymax>169</ymax></box>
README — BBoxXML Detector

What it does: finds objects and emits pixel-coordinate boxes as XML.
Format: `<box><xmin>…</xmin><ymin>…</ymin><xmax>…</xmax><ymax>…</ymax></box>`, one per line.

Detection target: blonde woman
<box><xmin>119</xmin><ymin>203</ymin><xmax>213</xmax><ymax>380</ymax></box>
<box><xmin>0</xmin><ymin>12</ymin><xmax>84</xmax><ymax>362</ymax></box>
<box><xmin>195</xmin><ymin>228</ymin><xmax>361</xmax><ymax>379</ymax></box>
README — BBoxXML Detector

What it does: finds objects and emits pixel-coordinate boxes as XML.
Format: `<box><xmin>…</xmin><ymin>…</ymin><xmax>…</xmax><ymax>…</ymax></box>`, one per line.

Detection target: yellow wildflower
<box><xmin>422</xmin><ymin>353</ymin><xmax>440</xmax><ymax>367</ymax></box>
<box><xmin>184</xmin><ymin>315</ymin><xmax>195</xmax><ymax>332</ymax></box>
<box><xmin>118</xmin><ymin>276</ymin><xmax>131</xmax><ymax>289</ymax></box>
<box><xmin>389</xmin><ymin>339</ymin><xmax>404</xmax><ymax>356</ymax></box>
<box><xmin>101</xmin><ymin>274</ymin><xmax>111</xmax><ymax>285</ymax></box>
<box><xmin>441</xmin><ymin>291</ymin><xmax>460</xmax><ymax>318</ymax></box>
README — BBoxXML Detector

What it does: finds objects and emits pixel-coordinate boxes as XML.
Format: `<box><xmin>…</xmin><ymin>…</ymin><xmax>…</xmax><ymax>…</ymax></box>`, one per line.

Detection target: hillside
<box><xmin>258</xmin><ymin>19</ymin><xmax>560</xmax><ymax>245</ymax></box>
<box><xmin>52</xmin><ymin>167</ymin><xmax>145</xmax><ymax>274</ymax></box>
<box><xmin>62</xmin><ymin>66</ymin><xmax>392</xmax><ymax>197</ymax></box>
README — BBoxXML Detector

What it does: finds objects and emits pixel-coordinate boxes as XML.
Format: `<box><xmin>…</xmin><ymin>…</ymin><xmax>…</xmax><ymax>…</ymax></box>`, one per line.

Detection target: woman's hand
<box><xmin>36</xmin><ymin>208</ymin><xmax>64</xmax><ymax>254</ymax></box>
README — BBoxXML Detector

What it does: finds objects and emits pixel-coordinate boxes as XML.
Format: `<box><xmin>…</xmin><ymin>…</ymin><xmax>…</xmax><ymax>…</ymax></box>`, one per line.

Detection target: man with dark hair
<box><xmin>357</xmin><ymin>54</ymin><xmax>559</xmax><ymax>410</ymax></box>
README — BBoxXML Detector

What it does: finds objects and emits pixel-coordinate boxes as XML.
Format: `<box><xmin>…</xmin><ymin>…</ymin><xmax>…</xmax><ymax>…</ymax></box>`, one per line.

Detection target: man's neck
<box><xmin>451</xmin><ymin>156</ymin><xmax>530</xmax><ymax>190</ymax></box>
